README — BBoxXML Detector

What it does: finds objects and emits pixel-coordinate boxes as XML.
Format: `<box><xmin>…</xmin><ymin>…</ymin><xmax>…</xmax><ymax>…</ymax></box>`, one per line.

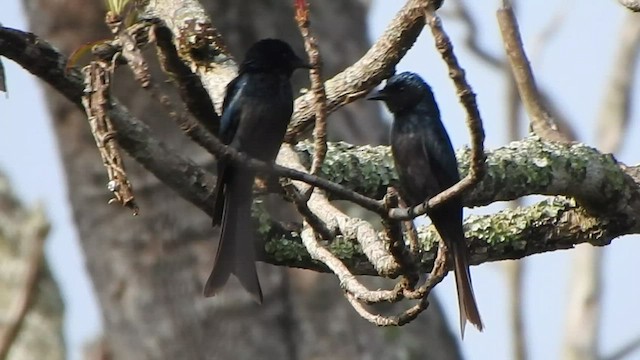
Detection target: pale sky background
<box><xmin>1</xmin><ymin>1</ymin><xmax>639</xmax><ymax>360</ymax></box>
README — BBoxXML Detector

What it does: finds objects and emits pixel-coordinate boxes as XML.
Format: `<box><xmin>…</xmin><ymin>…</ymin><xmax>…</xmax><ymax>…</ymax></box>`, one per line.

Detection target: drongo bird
<box><xmin>204</xmin><ymin>39</ymin><xmax>310</xmax><ymax>303</ymax></box>
<box><xmin>367</xmin><ymin>72</ymin><xmax>483</xmax><ymax>335</ymax></box>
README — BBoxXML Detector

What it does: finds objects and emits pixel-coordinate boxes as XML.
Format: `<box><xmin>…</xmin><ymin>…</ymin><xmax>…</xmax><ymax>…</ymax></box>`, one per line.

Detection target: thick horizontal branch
<box><xmin>263</xmin><ymin>197</ymin><xmax>632</xmax><ymax>275</ymax></box>
<box><xmin>296</xmin><ymin>138</ymin><xmax>640</xmax><ymax>224</ymax></box>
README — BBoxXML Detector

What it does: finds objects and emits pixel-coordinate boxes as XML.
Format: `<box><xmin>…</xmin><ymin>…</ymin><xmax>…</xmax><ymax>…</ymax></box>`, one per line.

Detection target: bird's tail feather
<box><xmin>450</xmin><ymin>237</ymin><xmax>483</xmax><ymax>337</ymax></box>
<box><xmin>204</xmin><ymin>170</ymin><xmax>263</xmax><ymax>303</ymax></box>
<box><xmin>211</xmin><ymin>163</ymin><xmax>226</xmax><ymax>227</ymax></box>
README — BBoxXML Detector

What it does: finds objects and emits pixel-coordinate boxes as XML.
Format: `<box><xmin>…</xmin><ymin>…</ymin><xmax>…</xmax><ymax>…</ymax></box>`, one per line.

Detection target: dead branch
<box><xmin>497</xmin><ymin>2</ymin><xmax>574</xmax><ymax>144</ymax></box>
<box><xmin>294</xmin><ymin>0</ymin><xmax>329</xmax><ymax>185</ymax></box>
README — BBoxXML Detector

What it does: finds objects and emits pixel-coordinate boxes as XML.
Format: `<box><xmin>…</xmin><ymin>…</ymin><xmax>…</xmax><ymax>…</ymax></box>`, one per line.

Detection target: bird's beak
<box><xmin>366</xmin><ymin>88</ymin><xmax>387</xmax><ymax>101</ymax></box>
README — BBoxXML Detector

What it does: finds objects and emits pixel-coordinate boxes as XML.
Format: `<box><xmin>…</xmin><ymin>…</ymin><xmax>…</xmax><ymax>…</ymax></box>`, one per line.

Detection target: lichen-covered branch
<box><xmin>263</xmin><ymin>196</ymin><xmax>634</xmax><ymax>274</ymax></box>
<box><xmin>296</xmin><ymin>138</ymin><xmax>640</xmax><ymax>221</ymax></box>
<box><xmin>277</xmin><ymin>145</ymin><xmax>399</xmax><ymax>277</ymax></box>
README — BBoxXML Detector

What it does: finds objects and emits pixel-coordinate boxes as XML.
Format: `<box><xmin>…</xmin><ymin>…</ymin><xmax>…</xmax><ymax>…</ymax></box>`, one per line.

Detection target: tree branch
<box><xmin>263</xmin><ymin>197</ymin><xmax>636</xmax><ymax>274</ymax></box>
<box><xmin>497</xmin><ymin>3</ymin><xmax>574</xmax><ymax>143</ymax></box>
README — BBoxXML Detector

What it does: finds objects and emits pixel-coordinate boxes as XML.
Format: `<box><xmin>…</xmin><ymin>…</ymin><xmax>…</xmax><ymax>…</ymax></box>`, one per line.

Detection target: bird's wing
<box><xmin>213</xmin><ymin>74</ymin><xmax>245</xmax><ymax>225</ymax></box>
<box><xmin>219</xmin><ymin>75</ymin><xmax>246</xmax><ymax>144</ymax></box>
<box><xmin>420</xmin><ymin>119</ymin><xmax>460</xmax><ymax>190</ymax></box>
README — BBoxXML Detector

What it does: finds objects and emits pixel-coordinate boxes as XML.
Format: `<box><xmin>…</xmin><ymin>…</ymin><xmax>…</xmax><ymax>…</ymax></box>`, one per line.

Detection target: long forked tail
<box><xmin>204</xmin><ymin>169</ymin><xmax>263</xmax><ymax>303</ymax></box>
<box><xmin>450</xmin><ymin>237</ymin><xmax>483</xmax><ymax>337</ymax></box>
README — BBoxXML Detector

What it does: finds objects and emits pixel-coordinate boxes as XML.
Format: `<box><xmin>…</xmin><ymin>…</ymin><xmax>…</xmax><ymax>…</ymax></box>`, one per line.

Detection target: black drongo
<box><xmin>204</xmin><ymin>39</ymin><xmax>309</xmax><ymax>303</ymax></box>
<box><xmin>367</xmin><ymin>72</ymin><xmax>483</xmax><ymax>335</ymax></box>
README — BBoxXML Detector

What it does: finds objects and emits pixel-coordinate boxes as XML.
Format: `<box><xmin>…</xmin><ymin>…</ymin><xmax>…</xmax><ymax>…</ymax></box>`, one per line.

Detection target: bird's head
<box><xmin>366</xmin><ymin>72</ymin><xmax>435</xmax><ymax>115</ymax></box>
<box><xmin>240</xmin><ymin>39</ymin><xmax>311</xmax><ymax>77</ymax></box>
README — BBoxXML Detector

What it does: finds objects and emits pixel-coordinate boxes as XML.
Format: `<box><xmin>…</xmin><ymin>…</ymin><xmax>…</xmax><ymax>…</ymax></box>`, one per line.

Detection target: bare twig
<box><xmin>382</xmin><ymin>188</ymin><xmax>419</xmax><ymax>286</ymax></box>
<box><xmin>294</xmin><ymin>0</ymin><xmax>329</xmax><ymax>188</ymax></box>
<box><xmin>345</xmin><ymin>293</ymin><xmax>429</xmax><ymax>326</ymax></box>
<box><xmin>279</xmin><ymin>145</ymin><xmax>399</xmax><ymax>277</ymax></box>
<box><xmin>450</xmin><ymin>0</ymin><xmax>505</xmax><ymax>69</ymax></box>
<box><xmin>451</xmin><ymin>0</ymin><xmax>577</xmax><ymax>140</ymax></box>
<box><xmin>299</xmin><ymin>226</ymin><xmax>399</xmax><ymax>303</ymax></box>
<box><xmin>400</xmin><ymin>195</ymin><xmax>421</xmax><ymax>257</ymax></box>
<box><xmin>152</xmin><ymin>22</ymin><xmax>219</xmax><ymax>134</ymax></box>
<box><xmin>0</xmin><ymin>210</ymin><xmax>48</xmax><ymax>360</ymax></box>
<box><xmin>344</xmin><ymin>237</ymin><xmax>449</xmax><ymax>327</ymax></box>
<box><xmin>82</xmin><ymin>62</ymin><xmax>139</xmax><ymax>214</ymax></box>
<box><xmin>282</xmin><ymin>181</ymin><xmax>335</xmax><ymax>240</ymax></box>
<box><xmin>388</xmin><ymin>9</ymin><xmax>487</xmax><ymax>220</ymax></box>
<box><xmin>107</xmin><ymin>12</ymin><xmax>151</xmax><ymax>89</ymax></box>
<box><xmin>603</xmin><ymin>334</ymin><xmax>640</xmax><ymax>360</ymax></box>
<box><xmin>497</xmin><ymin>4</ymin><xmax>573</xmax><ymax>143</ymax></box>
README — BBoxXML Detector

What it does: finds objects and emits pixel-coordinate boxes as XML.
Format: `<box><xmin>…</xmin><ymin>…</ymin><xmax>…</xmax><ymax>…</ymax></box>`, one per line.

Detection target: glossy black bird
<box><xmin>204</xmin><ymin>39</ymin><xmax>309</xmax><ymax>303</ymax></box>
<box><xmin>367</xmin><ymin>72</ymin><xmax>483</xmax><ymax>335</ymax></box>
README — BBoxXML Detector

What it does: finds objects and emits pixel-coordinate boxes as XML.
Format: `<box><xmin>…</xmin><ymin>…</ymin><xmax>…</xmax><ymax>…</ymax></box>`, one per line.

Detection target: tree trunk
<box><xmin>22</xmin><ymin>0</ymin><xmax>461</xmax><ymax>358</ymax></box>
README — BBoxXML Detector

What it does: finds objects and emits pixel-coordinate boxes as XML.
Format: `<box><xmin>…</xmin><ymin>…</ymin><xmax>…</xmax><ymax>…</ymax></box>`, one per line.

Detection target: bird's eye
<box><xmin>398</xmin><ymin>86</ymin><xmax>405</xmax><ymax>92</ymax></box>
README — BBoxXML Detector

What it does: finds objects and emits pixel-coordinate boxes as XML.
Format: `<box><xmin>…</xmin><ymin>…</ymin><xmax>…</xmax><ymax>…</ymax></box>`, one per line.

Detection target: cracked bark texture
<box><xmin>21</xmin><ymin>1</ymin><xmax>460</xmax><ymax>359</ymax></box>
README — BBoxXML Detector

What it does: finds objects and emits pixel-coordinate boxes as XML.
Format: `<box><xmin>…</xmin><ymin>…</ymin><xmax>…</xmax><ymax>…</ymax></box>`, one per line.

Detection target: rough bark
<box><xmin>21</xmin><ymin>0</ymin><xmax>459</xmax><ymax>359</ymax></box>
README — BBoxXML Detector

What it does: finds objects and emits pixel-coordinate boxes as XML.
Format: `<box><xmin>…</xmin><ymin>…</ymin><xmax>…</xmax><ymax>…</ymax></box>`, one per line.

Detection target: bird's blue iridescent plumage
<box><xmin>219</xmin><ymin>76</ymin><xmax>245</xmax><ymax>144</ymax></box>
